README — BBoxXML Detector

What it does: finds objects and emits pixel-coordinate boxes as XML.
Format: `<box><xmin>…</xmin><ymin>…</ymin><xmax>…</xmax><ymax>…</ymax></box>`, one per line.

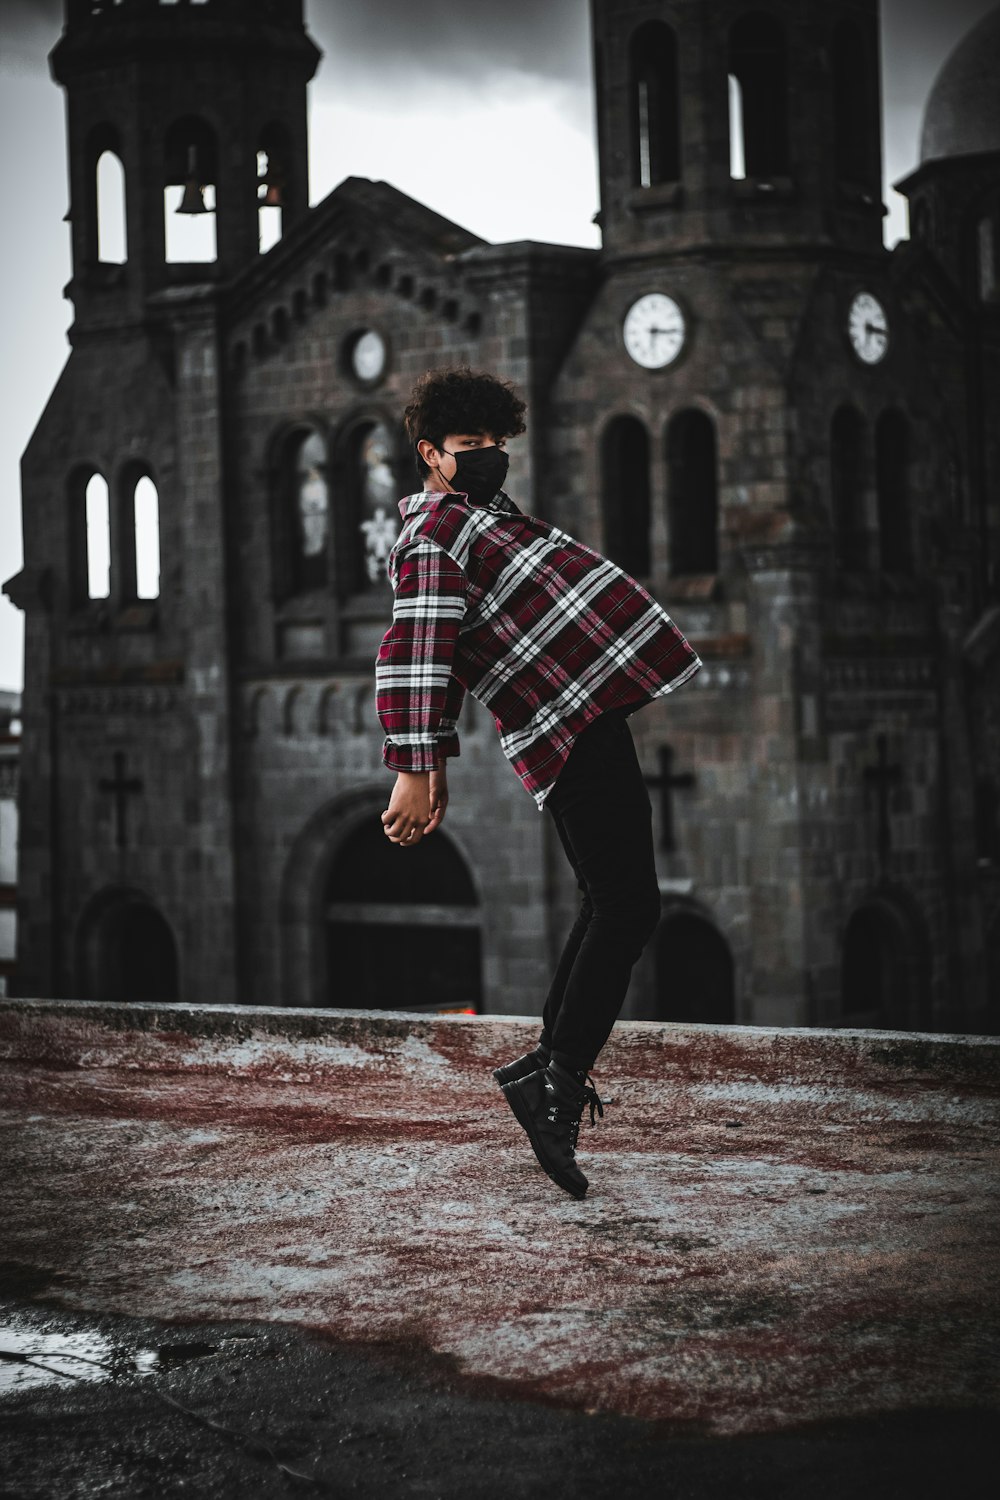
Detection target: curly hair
<box><xmin>403</xmin><ymin>367</ymin><xmax>527</xmax><ymax>478</ymax></box>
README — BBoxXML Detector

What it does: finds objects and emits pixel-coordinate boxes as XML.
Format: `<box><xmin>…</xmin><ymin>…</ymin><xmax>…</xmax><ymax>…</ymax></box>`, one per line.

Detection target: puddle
<box><xmin>0</xmin><ymin>1309</ymin><xmax>226</xmax><ymax>1396</ymax></box>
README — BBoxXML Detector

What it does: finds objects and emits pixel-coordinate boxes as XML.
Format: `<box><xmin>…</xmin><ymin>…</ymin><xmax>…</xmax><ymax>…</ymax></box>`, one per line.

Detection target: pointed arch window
<box><xmin>832</xmin><ymin>18</ymin><xmax>877</xmax><ymax>190</ymax></box>
<box><xmin>600</xmin><ymin>416</ymin><xmax>651</xmax><ymax>577</ymax></box>
<box><xmin>830</xmin><ymin>405</ymin><xmax>869</xmax><ymax>571</ymax></box>
<box><xmin>666</xmin><ymin>410</ymin><xmax>718</xmax><ymax>576</ymax></box>
<box><xmin>629</xmin><ymin>21</ymin><xmax>681</xmax><ymax>188</ymax></box>
<box><xmin>728</xmin><ymin>12</ymin><xmax>790</xmax><ymax>180</ymax></box>
<box><xmin>875</xmin><ymin>409</ymin><xmax>912</xmax><ymax>575</ymax></box>
<box><xmin>163</xmin><ymin>116</ymin><xmax>218</xmax><ymax>264</ymax></box>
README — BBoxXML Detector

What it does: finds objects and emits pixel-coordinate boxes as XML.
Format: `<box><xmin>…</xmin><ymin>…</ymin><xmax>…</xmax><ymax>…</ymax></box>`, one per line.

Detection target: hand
<box><xmin>381</xmin><ymin>769</ymin><xmax>434</xmax><ymax>846</ymax></box>
<box><xmin>424</xmin><ymin>765</ymin><xmax>450</xmax><ymax>836</ymax></box>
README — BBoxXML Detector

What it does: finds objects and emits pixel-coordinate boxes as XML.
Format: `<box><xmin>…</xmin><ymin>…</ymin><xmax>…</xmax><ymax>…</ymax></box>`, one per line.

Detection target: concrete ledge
<box><xmin>1</xmin><ymin>997</ymin><xmax>998</xmax><ymax>1084</ymax></box>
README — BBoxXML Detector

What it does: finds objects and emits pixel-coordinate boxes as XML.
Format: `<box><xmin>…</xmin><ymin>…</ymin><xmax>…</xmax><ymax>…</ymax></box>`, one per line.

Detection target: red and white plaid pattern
<box><xmin>375</xmin><ymin>490</ymin><xmax>703</xmax><ymax>811</ymax></box>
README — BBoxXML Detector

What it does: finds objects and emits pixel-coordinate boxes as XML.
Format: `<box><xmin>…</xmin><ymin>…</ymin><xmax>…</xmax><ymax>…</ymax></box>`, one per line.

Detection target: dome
<box><xmin>919</xmin><ymin>5</ymin><xmax>1000</xmax><ymax>163</ymax></box>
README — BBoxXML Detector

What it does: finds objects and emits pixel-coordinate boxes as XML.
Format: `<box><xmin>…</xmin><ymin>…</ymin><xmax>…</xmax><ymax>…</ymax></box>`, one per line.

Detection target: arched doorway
<box><xmin>654</xmin><ymin>909</ymin><xmax>735</xmax><ymax>1022</ymax></box>
<box><xmin>76</xmin><ymin>888</ymin><xmax>179</xmax><ymax>1003</ymax></box>
<box><xmin>840</xmin><ymin>896</ymin><xmax>931</xmax><ymax>1029</ymax></box>
<box><xmin>326</xmin><ymin>816</ymin><xmax>482</xmax><ymax>1012</ymax></box>
<box><xmin>281</xmin><ymin>791</ymin><xmax>483</xmax><ymax>1013</ymax></box>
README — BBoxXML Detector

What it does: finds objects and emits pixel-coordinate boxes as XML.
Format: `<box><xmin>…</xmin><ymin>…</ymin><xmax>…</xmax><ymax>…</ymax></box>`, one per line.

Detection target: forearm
<box><xmin>375</xmin><ymin>542</ymin><xmax>468</xmax><ymax>772</ymax></box>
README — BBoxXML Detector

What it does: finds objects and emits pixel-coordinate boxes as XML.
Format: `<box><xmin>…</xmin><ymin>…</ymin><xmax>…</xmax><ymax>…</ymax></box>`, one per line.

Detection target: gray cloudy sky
<box><xmin>0</xmin><ymin>0</ymin><xmax>996</xmax><ymax>692</ymax></box>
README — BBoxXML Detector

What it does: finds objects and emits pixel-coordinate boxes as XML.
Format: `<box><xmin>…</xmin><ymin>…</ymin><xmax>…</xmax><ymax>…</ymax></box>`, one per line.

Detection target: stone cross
<box><xmin>862</xmin><ymin>733</ymin><xmax>903</xmax><ymax>873</ymax></box>
<box><xmin>643</xmin><ymin>744</ymin><xmax>696</xmax><ymax>852</ymax></box>
<box><xmin>99</xmin><ymin>750</ymin><xmax>143</xmax><ymax>850</ymax></box>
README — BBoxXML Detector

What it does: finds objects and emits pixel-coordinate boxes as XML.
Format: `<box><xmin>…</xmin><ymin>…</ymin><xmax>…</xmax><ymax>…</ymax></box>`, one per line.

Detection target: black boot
<box><xmin>501</xmin><ymin>1060</ymin><xmax>604</xmax><ymax>1200</ymax></box>
<box><xmin>492</xmin><ymin>1043</ymin><xmax>550</xmax><ymax>1089</ymax></box>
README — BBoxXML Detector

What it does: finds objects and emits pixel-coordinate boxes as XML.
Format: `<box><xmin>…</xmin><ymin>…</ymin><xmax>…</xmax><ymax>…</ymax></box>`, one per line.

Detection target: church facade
<box><xmin>5</xmin><ymin>0</ymin><xmax>999</xmax><ymax>1032</ymax></box>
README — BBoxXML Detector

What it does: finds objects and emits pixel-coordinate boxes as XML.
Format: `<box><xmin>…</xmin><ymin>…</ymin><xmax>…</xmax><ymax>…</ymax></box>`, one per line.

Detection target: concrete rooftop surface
<box><xmin>0</xmin><ymin>998</ymin><xmax>998</xmax><ymax>1498</ymax></box>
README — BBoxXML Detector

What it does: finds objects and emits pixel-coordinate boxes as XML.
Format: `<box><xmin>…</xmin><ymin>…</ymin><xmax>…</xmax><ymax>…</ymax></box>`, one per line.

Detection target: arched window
<box><xmin>70</xmin><ymin>472</ymin><xmax>111</xmax><ymax>604</ymax></box>
<box><xmin>666</xmin><ymin>409</ymin><xmax>718</xmax><ymax>576</ymax></box>
<box><xmin>84</xmin><ymin>124</ymin><xmax>126</xmax><ymax>265</ymax></box>
<box><xmin>257</xmin><ymin>122</ymin><xmax>292</xmax><ymax>254</ymax></box>
<box><xmin>163</xmin><ymin>116</ymin><xmax>217</xmax><ymax>264</ymax></box>
<box><xmin>728</xmin><ymin>11</ymin><xmax>790</xmax><ymax>180</ymax></box>
<box><xmin>832</xmin><ymin>18</ymin><xmax>876</xmax><ymax>188</ymax></box>
<box><xmin>273</xmin><ymin>428</ymin><xmax>330</xmax><ymax>599</ymax></box>
<box><xmin>629</xmin><ymin>21</ymin><xmax>681</xmax><ymax>188</ymax></box>
<box><xmin>96</xmin><ymin>148</ymin><xmax>127</xmax><ymax>264</ymax></box>
<box><xmin>600</xmin><ymin>416</ymin><xmax>651</xmax><ymax>577</ymax></box>
<box><xmin>344</xmin><ymin>420</ymin><xmax>399</xmax><ymax>594</ymax></box>
<box><xmin>875</xmin><ymin>409</ymin><xmax>912</xmax><ymax>574</ymax></box>
<box><xmin>830</xmin><ymin>405</ymin><xmax>869</xmax><ymax>570</ymax></box>
<box><xmin>133</xmin><ymin>476</ymin><xmax>161</xmax><ymax>599</ymax></box>
<box><xmin>117</xmin><ymin>464</ymin><xmax>161</xmax><ymax>604</ymax></box>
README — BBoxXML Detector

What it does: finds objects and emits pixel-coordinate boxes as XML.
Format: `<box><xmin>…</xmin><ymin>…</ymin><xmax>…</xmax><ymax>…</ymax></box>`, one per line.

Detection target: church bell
<box><xmin>176</xmin><ymin>144</ymin><xmax>209</xmax><ymax>215</ymax></box>
<box><xmin>177</xmin><ymin>178</ymin><xmax>209</xmax><ymax>214</ymax></box>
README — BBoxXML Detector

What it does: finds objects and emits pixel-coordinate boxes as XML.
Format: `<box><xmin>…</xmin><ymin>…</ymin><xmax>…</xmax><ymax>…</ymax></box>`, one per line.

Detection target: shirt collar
<box><xmin>397</xmin><ymin>489</ymin><xmax>521</xmax><ymax>519</ymax></box>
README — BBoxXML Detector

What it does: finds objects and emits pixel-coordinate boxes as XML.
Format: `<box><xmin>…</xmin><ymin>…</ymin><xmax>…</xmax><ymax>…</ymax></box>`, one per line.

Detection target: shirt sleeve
<box><xmin>436</xmin><ymin>668</ymin><xmax>467</xmax><ymax>762</ymax></box>
<box><xmin>375</xmin><ymin>539</ymin><xmax>468</xmax><ymax>773</ymax></box>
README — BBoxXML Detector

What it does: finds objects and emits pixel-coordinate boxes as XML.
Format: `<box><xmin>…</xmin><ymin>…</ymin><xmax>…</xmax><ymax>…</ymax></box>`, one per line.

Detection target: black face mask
<box><xmin>442</xmin><ymin>444</ymin><xmax>510</xmax><ymax>505</ymax></box>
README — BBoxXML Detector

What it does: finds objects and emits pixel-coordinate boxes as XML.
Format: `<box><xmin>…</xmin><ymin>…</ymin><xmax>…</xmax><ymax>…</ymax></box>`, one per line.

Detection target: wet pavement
<box><xmin>1</xmin><ymin>999</ymin><xmax>998</xmax><ymax>1497</ymax></box>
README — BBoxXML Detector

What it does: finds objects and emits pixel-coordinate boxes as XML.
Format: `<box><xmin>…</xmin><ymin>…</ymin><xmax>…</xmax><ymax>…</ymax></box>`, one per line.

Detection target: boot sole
<box><xmin>500</xmin><ymin>1080</ymin><xmax>588</xmax><ymax>1200</ymax></box>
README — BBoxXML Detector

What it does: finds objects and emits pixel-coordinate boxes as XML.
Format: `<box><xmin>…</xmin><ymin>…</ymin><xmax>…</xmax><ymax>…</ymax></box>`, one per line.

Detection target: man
<box><xmin>375</xmin><ymin>368</ymin><xmax>702</xmax><ymax>1200</ymax></box>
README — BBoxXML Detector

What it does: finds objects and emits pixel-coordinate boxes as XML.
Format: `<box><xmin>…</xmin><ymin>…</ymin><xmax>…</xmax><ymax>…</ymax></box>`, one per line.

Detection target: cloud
<box><xmin>306</xmin><ymin>0</ymin><xmax>589</xmax><ymax>88</ymax></box>
<box><xmin>0</xmin><ymin>0</ymin><xmax>63</xmax><ymax>76</ymax></box>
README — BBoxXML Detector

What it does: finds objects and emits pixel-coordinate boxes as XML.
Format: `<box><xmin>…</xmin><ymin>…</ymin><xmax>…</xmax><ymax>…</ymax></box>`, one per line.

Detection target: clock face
<box><xmin>847</xmin><ymin>292</ymin><xmax>889</xmax><ymax>364</ymax></box>
<box><xmin>623</xmin><ymin>293</ymin><xmax>686</xmax><ymax>368</ymax></box>
<box><xmin>350</xmin><ymin>329</ymin><xmax>387</xmax><ymax>382</ymax></box>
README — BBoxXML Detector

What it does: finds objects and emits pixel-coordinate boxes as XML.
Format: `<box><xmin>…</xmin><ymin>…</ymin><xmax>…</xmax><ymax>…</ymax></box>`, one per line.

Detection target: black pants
<box><xmin>539</xmin><ymin>708</ymin><xmax>662</xmax><ymax>1072</ymax></box>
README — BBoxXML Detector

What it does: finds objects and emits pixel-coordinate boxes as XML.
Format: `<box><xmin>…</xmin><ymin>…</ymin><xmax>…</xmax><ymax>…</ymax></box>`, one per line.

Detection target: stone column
<box><xmin>742</xmin><ymin>522</ymin><xmax>829</xmax><ymax>1025</ymax></box>
<box><xmin>157</xmin><ymin>289</ymin><xmax>240</xmax><ymax>1003</ymax></box>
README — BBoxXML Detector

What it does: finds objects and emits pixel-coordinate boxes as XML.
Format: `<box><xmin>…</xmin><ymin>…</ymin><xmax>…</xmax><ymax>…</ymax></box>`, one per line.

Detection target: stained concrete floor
<box><xmin>1</xmin><ymin>999</ymin><xmax>998</xmax><ymax>1499</ymax></box>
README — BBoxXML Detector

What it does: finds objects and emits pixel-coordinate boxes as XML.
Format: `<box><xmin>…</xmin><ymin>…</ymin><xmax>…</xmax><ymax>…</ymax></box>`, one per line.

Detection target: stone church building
<box><xmin>5</xmin><ymin>0</ymin><xmax>999</xmax><ymax>1032</ymax></box>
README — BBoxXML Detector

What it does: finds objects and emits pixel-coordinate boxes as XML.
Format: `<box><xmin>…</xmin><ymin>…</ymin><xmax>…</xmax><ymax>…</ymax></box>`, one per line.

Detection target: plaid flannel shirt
<box><xmin>374</xmin><ymin>489</ymin><xmax>703</xmax><ymax>811</ymax></box>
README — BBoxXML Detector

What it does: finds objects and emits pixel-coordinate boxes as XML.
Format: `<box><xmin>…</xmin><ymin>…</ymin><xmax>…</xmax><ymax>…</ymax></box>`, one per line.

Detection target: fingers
<box><xmin>381</xmin><ymin>808</ymin><xmax>427</xmax><ymax>845</ymax></box>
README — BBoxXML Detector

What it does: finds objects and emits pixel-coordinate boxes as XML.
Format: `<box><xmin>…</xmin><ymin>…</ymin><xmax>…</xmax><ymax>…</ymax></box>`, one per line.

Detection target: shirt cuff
<box><xmin>382</xmin><ymin>738</ymin><xmax>443</xmax><ymax>773</ymax></box>
<box><xmin>436</xmin><ymin>721</ymin><xmax>461</xmax><ymax>759</ymax></box>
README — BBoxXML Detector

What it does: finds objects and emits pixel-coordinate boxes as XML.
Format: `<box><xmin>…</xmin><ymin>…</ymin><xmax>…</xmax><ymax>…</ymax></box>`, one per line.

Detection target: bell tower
<box><xmin>51</xmin><ymin>0</ymin><xmax>320</xmax><ymax>330</ymax></box>
<box><xmin>591</xmin><ymin>0</ymin><xmax>885</xmax><ymax>259</ymax></box>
